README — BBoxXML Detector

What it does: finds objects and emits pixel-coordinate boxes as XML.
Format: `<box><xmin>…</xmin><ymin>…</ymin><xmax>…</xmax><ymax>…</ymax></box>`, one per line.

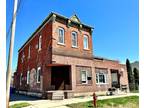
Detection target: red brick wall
<box><xmin>16</xmin><ymin>21</ymin><xmax>53</xmax><ymax>91</ymax></box>
<box><xmin>52</xmin><ymin>55</ymin><xmax>129</xmax><ymax>93</ymax></box>
<box><xmin>15</xmin><ymin>14</ymin><xmax>129</xmax><ymax>94</ymax></box>
<box><xmin>52</xmin><ymin>19</ymin><xmax>93</xmax><ymax>59</ymax></box>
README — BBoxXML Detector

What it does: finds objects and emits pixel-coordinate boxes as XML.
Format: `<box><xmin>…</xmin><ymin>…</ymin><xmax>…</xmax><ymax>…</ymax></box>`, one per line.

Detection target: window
<box><xmin>28</xmin><ymin>46</ymin><xmax>30</xmax><ymax>58</ymax></box>
<box><xmin>37</xmin><ymin>67</ymin><xmax>41</xmax><ymax>83</ymax></box>
<box><xmin>81</xmin><ymin>71</ymin><xmax>87</xmax><ymax>84</ymax></box>
<box><xmin>27</xmin><ymin>71</ymin><xmax>30</xmax><ymax>84</ymax></box>
<box><xmin>38</xmin><ymin>35</ymin><xmax>42</xmax><ymax>50</ymax></box>
<box><xmin>20</xmin><ymin>73</ymin><xmax>22</xmax><ymax>86</ymax></box>
<box><xmin>99</xmin><ymin>73</ymin><xmax>106</xmax><ymax>83</ymax></box>
<box><xmin>58</xmin><ymin>28</ymin><xmax>65</xmax><ymax>44</ymax></box>
<box><xmin>96</xmin><ymin>69</ymin><xmax>107</xmax><ymax>84</ymax></box>
<box><xmin>83</xmin><ymin>35</ymin><xmax>88</xmax><ymax>49</ymax></box>
<box><xmin>71</xmin><ymin>32</ymin><xmax>78</xmax><ymax>47</ymax></box>
<box><xmin>21</xmin><ymin>52</ymin><xmax>25</xmax><ymax>63</ymax></box>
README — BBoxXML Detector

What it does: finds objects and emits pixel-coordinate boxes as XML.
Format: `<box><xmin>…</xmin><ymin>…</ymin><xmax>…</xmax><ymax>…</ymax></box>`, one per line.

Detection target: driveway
<box><xmin>10</xmin><ymin>93</ymin><xmax>139</xmax><ymax>108</ymax></box>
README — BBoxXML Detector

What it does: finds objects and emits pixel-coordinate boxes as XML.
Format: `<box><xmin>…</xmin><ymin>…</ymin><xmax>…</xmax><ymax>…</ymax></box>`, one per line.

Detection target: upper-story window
<box><xmin>71</xmin><ymin>32</ymin><xmax>78</xmax><ymax>47</ymax></box>
<box><xmin>37</xmin><ymin>67</ymin><xmax>41</xmax><ymax>83</ymax></box>
<box><xmin>27</xmin><ymin>71</ymin><xmax>30</xmax><ymax>84</ymax></box>
<box><xmin>28</xmin><ymin>46</ymin><xmax>30</xmax><ymax>59</ymax></box>
<box><xmin>38</xmin><ymin>35</ymin><xmax>42</xmax><ymax>51</ymax></box>
<box><xmin>20</xmin><ymin>73</ymin><xmax>23</xmax><ymax>86</ymax></box>
<box><xmin>21</xmin><ymin>52</ymin><xmax>25</xmax><ymax>63</ymax></box>
<box><xmin>83</xmin><ymin>35</ymin><xmax>89</xmax><ymax>49</ymax></box>
<box><xmin>58</xmin><ymin>27</ymin><xmax>65</xmax><ymax>45</ymax></box>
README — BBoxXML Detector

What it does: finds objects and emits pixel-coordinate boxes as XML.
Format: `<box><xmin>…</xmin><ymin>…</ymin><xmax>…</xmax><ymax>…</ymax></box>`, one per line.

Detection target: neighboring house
<box><xmin>131</xmin><ymin>61</ymin><xmax>139</xmax><ymax>71</ymax></box>
<box><xmin>14</xmin><ymin>12</ymin><xmax>129</xmax><ymax>98</ymax></box>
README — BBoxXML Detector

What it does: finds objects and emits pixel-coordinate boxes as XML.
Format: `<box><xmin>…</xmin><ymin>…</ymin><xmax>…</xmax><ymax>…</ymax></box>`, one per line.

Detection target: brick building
<box><xmin>14</xmin><ymin>12</ymin><xmax>129</xmax><ymax>98</ymax></box>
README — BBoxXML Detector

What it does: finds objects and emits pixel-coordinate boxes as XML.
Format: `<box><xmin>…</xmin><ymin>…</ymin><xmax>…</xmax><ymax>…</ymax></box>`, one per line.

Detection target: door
<box><xmin>111</xmin><ymin>70</ymin><xmax>120</xmax><ymax>88</ymax></box>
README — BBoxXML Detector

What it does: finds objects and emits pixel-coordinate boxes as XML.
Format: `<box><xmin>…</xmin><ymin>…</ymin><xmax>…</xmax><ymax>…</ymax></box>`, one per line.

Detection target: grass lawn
<box><xmin>10</xmin><ymin>102</ymin><xmax>31</xmax><ymax>108</ymax></box>
<box><xmin>67</xmin><ymin>96</ymin><xmax>139</xmax><ymax>108</ymax></box>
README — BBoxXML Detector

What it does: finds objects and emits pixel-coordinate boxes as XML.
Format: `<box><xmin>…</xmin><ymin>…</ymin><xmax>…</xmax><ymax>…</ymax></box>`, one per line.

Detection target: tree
<box><xmin>133</xmin><ymin>68</ymin><xmax>139</xmax><ymax>85</ymax></box>
<box><xmin>126</xmin><ymin>59</ymin><xmax>135</xmax><ymax>91</ymax></box>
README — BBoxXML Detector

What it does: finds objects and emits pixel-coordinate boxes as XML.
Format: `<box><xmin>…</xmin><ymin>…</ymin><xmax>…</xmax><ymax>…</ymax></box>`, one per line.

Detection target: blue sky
<box><xmin>6</xmin><ymin>0</ymin><xmax>139</xmax><ymax>72</ymax></box>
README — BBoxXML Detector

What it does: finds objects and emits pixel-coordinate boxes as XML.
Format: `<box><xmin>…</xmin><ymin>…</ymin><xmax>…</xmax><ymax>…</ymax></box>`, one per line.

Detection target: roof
<box><xmin>93</xmin><ymin>56</ymin><xmax>119</xmax><ymax>62</ymax></box>
<box><xmin>18</xmin><ymin>12</ymin><xmax>94</xmax><ymax>52</ymax></box>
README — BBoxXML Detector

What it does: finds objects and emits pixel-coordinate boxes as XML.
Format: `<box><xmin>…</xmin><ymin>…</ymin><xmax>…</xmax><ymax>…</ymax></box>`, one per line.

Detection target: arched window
<box><xmin>20</xmin><ymin>73</ymin><xmax>23</xmax><ymax>86</ymax></box>
<box><xmin>71</xmin><ymin>31</ymin><xmax>78</xmax><ymax>47</ymax></box>
<box><xmin>38</xmin><ymin>35</ymin><xmax>42</xmax><ymax>50</ymax></box>
<box><xmin>37</xmin><ymin>67</ymin><xmax>41</xmax><ymax>83</ymax></box>
<box><xmin>83</xmin><ymin>35</ymin><xmax>89</xmax><ymax>49</ymax></box>
<box><xmin>28</xmin><ymin>46</ymin><xmax>30</xmax><ymax>58</ymax></box>
<box><xmin>27</xmin><ymin>71</ymin><xmax>30</xmax><ymax>84</ymax></box>
<box><xmin>58</xmin><ymin>27</ymin><xmax>65</xmax><ymax>44</ymax></box>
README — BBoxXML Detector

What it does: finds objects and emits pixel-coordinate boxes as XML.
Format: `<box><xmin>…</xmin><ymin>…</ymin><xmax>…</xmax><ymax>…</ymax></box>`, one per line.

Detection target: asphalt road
<box><xmin>10</xmin><ymin>93</ymin><xmax>40</xmax><ymax>102</ymax></box>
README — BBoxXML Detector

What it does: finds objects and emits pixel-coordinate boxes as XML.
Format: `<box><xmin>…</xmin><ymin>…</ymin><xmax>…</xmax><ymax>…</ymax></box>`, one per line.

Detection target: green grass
<box><xmin>67</xmin><ymin>96</ymin><xmax>139</xmax><ymax>108</ymax></box>
<box><xmin>131</xmin><ymin>90</ymin><xmax>139</xmax><ymax>93</ymax></box>
<box><xmin>10</xmin><ymin>102</ymin><xmax>31</xmax><ymax>108</ymax></box>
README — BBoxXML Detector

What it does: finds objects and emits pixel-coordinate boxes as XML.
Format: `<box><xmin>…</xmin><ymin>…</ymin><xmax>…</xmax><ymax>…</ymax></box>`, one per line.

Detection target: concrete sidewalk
<box><xmin>10</xmin><ymin>93</ymin><xmax>139</xmax><ymax>108</ymax></box>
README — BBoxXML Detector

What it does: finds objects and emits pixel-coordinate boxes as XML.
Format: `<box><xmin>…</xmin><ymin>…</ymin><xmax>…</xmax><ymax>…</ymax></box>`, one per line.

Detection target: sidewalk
<box><xmin>10</xmin><ymin>93</ymin><xmax>139</xmax><ymax>108</ymax></box>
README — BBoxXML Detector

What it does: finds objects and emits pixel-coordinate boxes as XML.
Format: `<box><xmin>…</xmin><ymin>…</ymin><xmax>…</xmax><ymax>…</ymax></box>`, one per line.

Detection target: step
<box><xmin>52</xmin><ymin>91</ymin><xmax>64</xmax><ymax>100</ymax></box>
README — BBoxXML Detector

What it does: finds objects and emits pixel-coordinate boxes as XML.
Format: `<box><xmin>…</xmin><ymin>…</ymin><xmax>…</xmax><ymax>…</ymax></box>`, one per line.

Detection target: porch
<box><xmin>47</xmin><ymin>64</ymin><xmax>72</xmax><ymax>91</ymax></box>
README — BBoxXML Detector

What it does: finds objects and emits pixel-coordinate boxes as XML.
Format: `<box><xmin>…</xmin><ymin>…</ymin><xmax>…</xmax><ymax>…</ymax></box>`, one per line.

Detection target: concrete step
<box><xmin>52</xmin><ymin>91</ymin><xmax>64</xmax><ymax>100</ymax></box>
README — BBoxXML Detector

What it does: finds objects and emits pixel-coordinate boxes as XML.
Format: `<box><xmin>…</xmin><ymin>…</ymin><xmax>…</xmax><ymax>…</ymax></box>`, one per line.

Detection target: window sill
<box><xmin>72</xmin><ymin>46</ymin><xmax>78</xmax><ymax>48</ymax></box>
<box><xmin>38</xmin><ymin>49</ymin><xmax>42</xmax><ymax>52</ymax></box>
<box><xmin>76</xmin><ymin>84</ymin><xmax>92</xmax><ymax>86</ymax></box>
<box><xmin>37</xmin><ymin>81</ymin><xmax>40</xmax><ymax>84</ymax></box>
<box><xmin>96</xmin><ymin>83</ymin><xmax>108</xmax><ymax>85</ymax></box>
<box><xmin>57</xmin><ymin>42</ymin><xmax>65</xmax><ymax>46</ymax></box>
<box><xmin>83</xmin><ymin>48</ymin><xmax>90</xmax><ymax>51</ymax></box>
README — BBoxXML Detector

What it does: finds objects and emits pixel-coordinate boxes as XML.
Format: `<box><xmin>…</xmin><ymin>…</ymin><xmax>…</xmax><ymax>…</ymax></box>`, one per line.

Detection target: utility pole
<box><xmin>6</xmin><ymin>0</ymin><xmax>18</xmax><ymax>107</ymax></box>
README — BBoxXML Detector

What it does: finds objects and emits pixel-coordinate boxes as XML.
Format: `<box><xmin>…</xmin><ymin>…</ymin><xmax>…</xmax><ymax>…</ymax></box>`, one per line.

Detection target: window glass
<box><xmin>81</xmin><ymin>71</ymin><xmax>87</xmax><ymax>84</ymax></box>
<box><xmin>83</xmin><ymin>35</ymin><xmax>88</xmax><ymax>49</ymax></box>
<box><xmin>96</xmin><ymin>74</ymin><xmax>99</xmax><ymax>83</ymax></box>
<box><xmin>58</xmin><ymin>28</ymin><xmax>64</xmax><ymax>44</ymax></box>
<box><xmin>99</xmin><ymin>73</ymin><xmax>105</xmax><ymax>83</ymax></box>
<box><xmin>20</xmin><ymin>73</ymin><xmax>22</xmax><ymax>86</ymax></box>
<box><xmin>28</xmin><ymin>46</ymin><xmax>30</xmax><ymax>58</ymax></box>
<box><xmin>38</xmin><ymin>35</ymin><xmax>42</xmax><ymax>50</ymax></box>
<box><xmin>27</xmin><ymin>71</ymin><xmax>30</xmax><ymax>84</ymax></box>
<box><xmin>96</xmin><ymin>69</ymin><xmax>108</xmax><ymax>84</ymax></box>
<box><xmin>72</xmin><ymin>32</ymin><xmax>78</xmax><ymax>47</ymax></box>
<box><xmin>37</xmin><ymin>67</ymin><xmax>41</xmax><ymax>83</ymax></box>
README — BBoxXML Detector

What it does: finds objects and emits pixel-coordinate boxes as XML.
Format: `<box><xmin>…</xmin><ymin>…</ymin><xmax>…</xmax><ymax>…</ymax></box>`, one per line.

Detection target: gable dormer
<box><xmin>70</xmin><ymin>14</ymin><xmax>81</xmax><ymax>23</ymax></box>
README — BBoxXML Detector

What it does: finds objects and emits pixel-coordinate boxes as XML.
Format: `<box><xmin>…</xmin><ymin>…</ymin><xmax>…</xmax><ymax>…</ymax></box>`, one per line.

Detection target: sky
<box><xmin>6</xmin><ymin>0</ymin><xmax>139</xmax><ymax>72</ymax></box>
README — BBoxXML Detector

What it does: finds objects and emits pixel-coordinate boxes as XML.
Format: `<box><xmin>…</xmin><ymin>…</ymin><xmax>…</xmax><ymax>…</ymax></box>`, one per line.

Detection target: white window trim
<box><xmin>38</xmin><ymin>35</ymin><xmax>42</xmax><ymax>51</ymax></box>
<box><xmin>37</xmin><ymin>67</ymin><xmax>41</xmax><ymax>83</ymax></box>
<box><xmin>58</xmin><ymin>27</ymin><xmax>65</xmax><ymax>45</ymax></box>
<box><xmin>96</xmin><ymin>72</ymin><xmax>108</xmax><ymax>84</ymax></box>
<box><xmin>83</xmin><ymin>35</ymin><xmax>89</xmax><ymax>50</ymax></box>
<box><xmin>81</xmin><ymin>70</ymin><xmax>88</xmax><ymax>84</ymax></box>
<box><xmin>27</xmin><ymin>71</ymin><xmax>30</xmax><ymax>84</ymax></box>
<box><xmin>71</xmin><ymin>32</ymin><xmax>78</xmax><ymax>48</ymax></box>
